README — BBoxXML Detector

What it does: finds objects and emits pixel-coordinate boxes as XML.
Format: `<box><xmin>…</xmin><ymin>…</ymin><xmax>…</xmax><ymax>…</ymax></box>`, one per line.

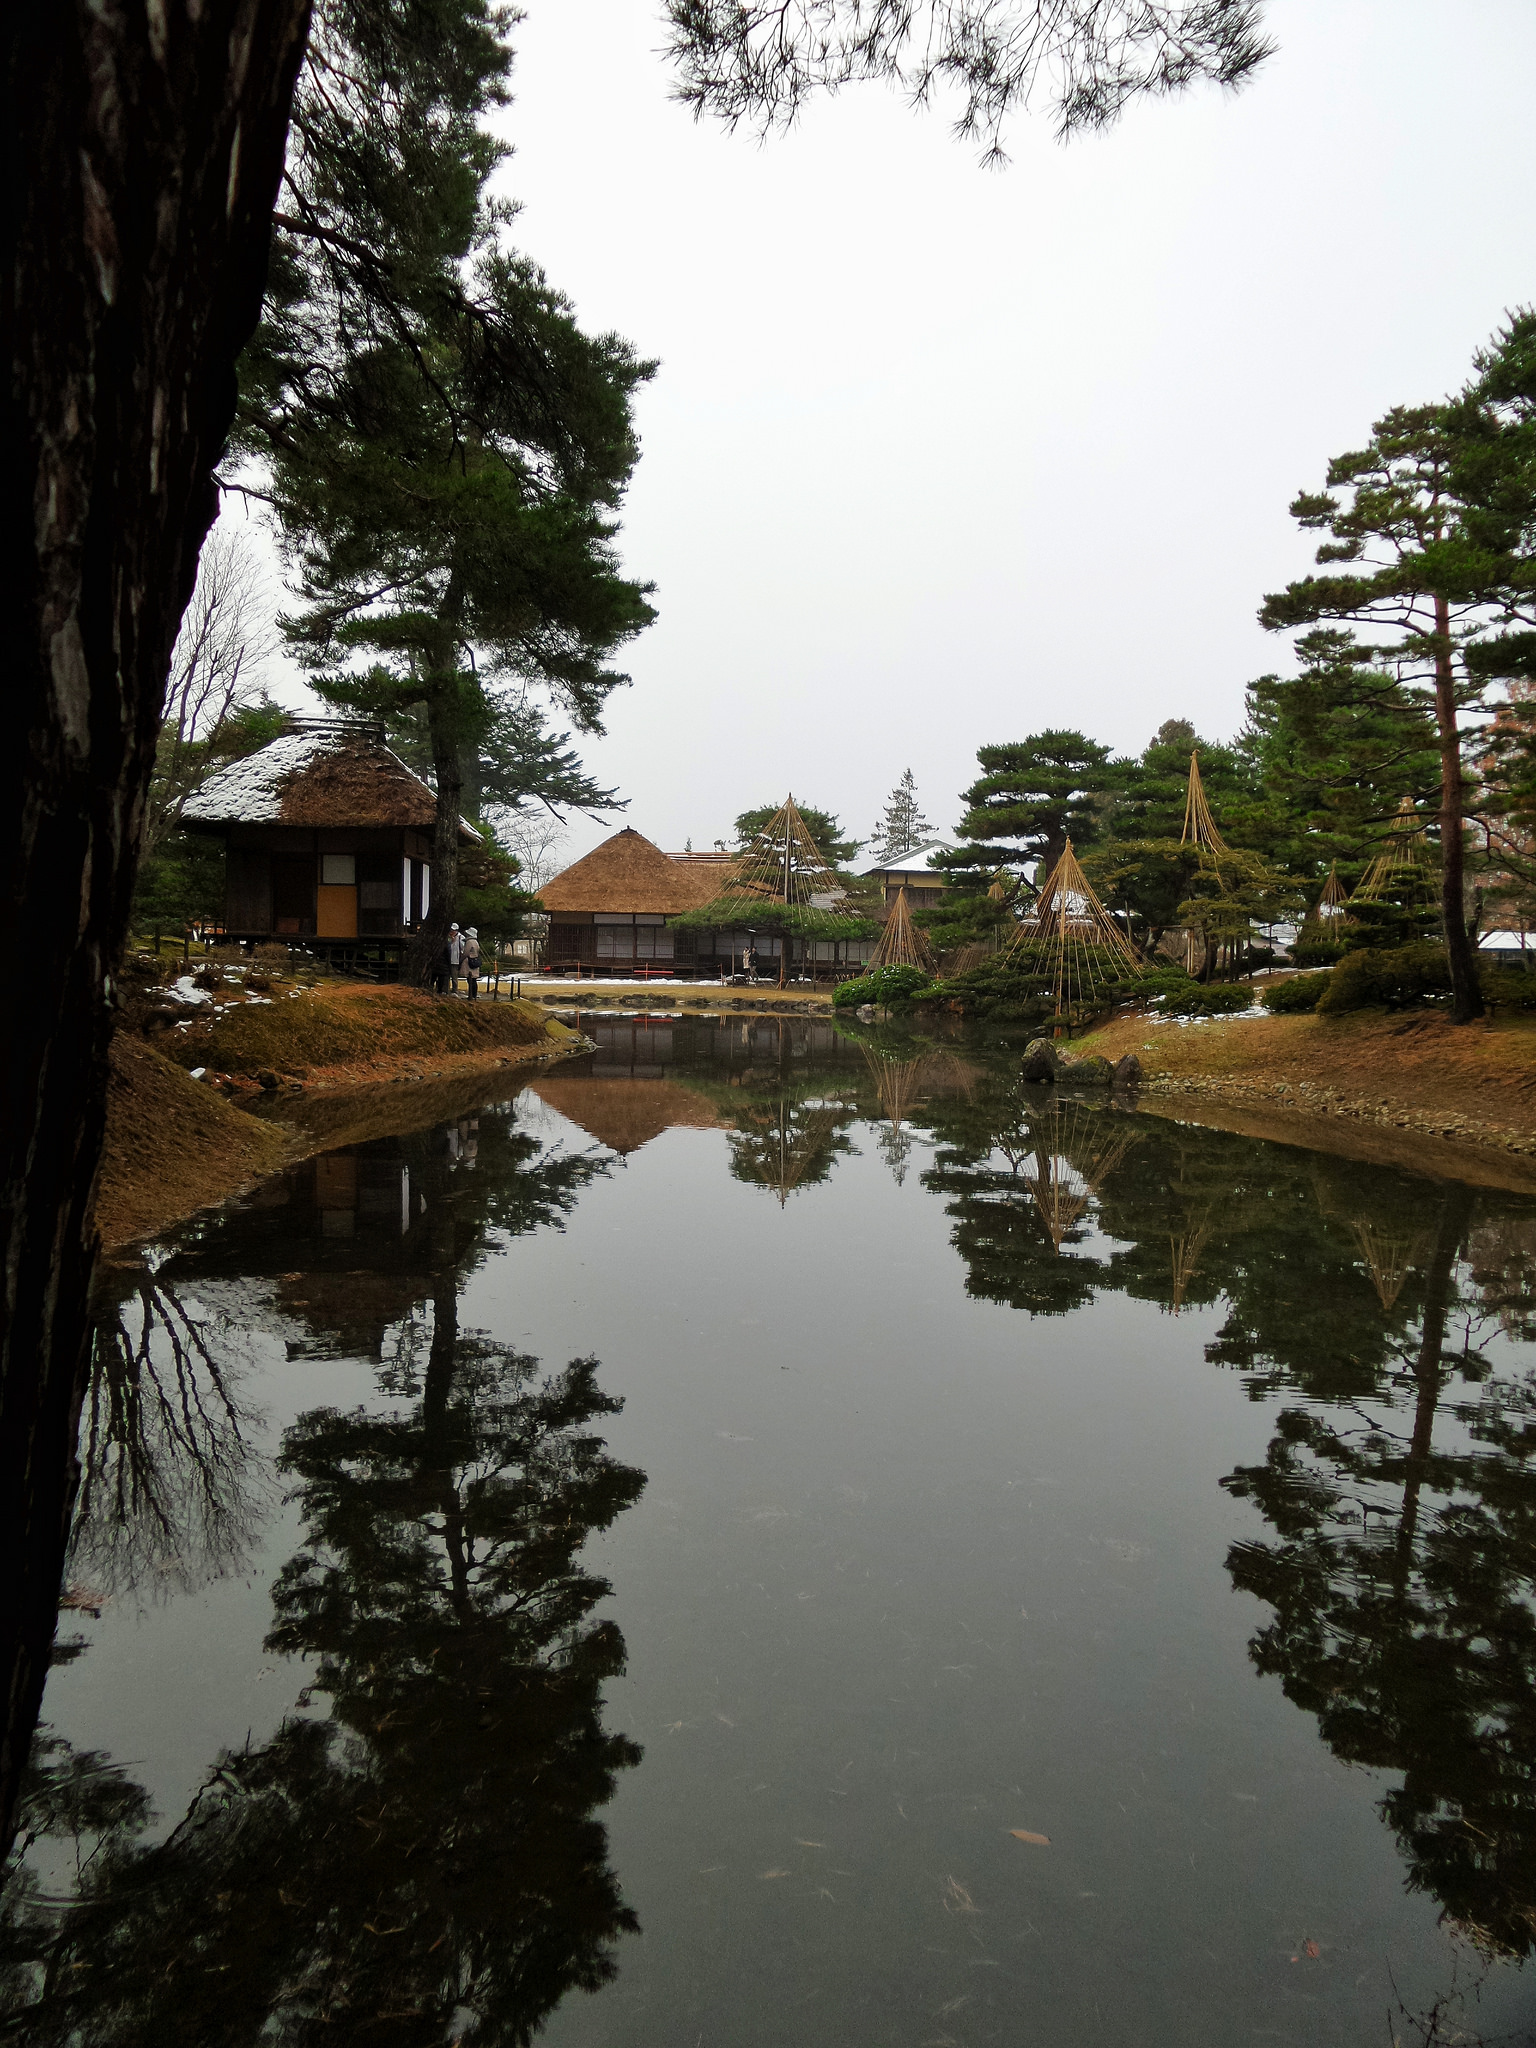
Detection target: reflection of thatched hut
<box><xmin>527</xmin><ymin>1076</ymin><xmax>724</xmax><ymax>1157</ymax></box>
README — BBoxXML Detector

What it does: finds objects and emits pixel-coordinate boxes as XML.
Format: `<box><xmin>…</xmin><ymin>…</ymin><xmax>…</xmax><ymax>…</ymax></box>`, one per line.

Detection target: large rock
<box><xmin>1058</xmin><ymin>1053</ymin><xmax>1115</xmax><ymax>1087</ymax></box>
<box><xmin>1020</xmin><ymin>1037</ymin><xmax>1059</xmax><ymax>1083</ymax></box>
<box><xmin>1112</xmin><ymin>1053</ymin><xmax>1143</xmax><ymax>1090</ymax></box>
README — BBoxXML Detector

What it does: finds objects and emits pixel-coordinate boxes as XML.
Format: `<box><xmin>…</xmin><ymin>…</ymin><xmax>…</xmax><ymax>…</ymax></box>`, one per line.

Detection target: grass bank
<box><xmin>1075</xmin><ymin>1004</ymin><xmax>1536</xmax><ymax>1184</ymax></box>
<box><xmin>97</xmin><ymin>972</ymin><xmax>584</xmax><ymax>1251</ymax></box>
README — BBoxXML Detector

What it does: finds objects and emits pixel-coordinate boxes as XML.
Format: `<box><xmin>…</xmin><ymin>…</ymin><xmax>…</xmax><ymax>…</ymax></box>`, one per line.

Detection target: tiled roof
<box><xmin>858</xmin><ymin>841</ymin><xmax>952</xmax><ymax>876</ymax></box>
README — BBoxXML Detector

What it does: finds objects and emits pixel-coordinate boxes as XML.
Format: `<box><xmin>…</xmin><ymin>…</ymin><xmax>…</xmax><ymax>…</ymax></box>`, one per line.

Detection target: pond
<box><xmin>6</xmin><ymin>1013</ymin><xmax>1536</xmax><ymax>2046</ymax></box>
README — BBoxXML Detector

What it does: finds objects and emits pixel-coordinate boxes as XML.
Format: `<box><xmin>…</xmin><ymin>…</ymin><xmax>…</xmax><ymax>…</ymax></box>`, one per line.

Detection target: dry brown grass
<box><xmin>1077</xmin><ymin>1003</ymin><xmax>1536</xmax><ymax>1168</ymax></box>
<box><xmin>164</xmin><ymin>980</ymin><xmax>567</xmax><ymax>1081</ymax></box>
<box><xmin>96</xmin><ymin>1036</ymin><xmax>288</xmax><ymax>1250</ymax></box>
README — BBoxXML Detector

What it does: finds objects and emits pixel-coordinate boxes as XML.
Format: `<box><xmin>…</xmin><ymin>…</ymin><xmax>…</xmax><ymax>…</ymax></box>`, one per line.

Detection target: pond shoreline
<box><xmin>94</xmin><ymin>1025</ymin><xmax>588</xmax><ymax>1257</ymax></box>
<box><xmin>1078</xmin><ymin>1005</ymin><xmax>1536</xmax><ymax>1188</ymax></box>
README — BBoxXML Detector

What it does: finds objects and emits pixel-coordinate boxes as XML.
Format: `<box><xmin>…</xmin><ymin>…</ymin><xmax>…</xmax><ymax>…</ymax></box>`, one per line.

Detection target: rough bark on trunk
<box><xmin>1432</xmin><ymin>595</ymin><xmax>1484</xmax><ymax>1024</ymax></box>
<box><xmin>0</xmin><ymin>0</ymin><xmax>310</xmax><ymax>1862</ymax></box>
<box><xmin>410</xmin><ymin>678</ymin><xmax>466</xmax><ymax>987</ymax></box>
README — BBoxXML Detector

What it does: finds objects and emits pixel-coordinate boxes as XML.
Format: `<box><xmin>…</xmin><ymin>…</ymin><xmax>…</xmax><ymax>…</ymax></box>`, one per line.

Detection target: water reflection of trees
<box><xmin>3</xmin><ymin>1099</ymin><xmax>644</xmax><ymax>2043</ymax></box>
<box><xmin>909</xmin><ymin>1068</ymin><xmax>1536</xmax><ymax>1956</ymax></box>
<box><xmin>1223</xmin><ymin>1184</ymin><xmax>1536</xmax><ymax>1960</ymax></box>
<box><xmin>3</xmin><ymin>1315</ymin><xmax>644</xmax><ymax>2044</ymax></box>
<box><xmin>70</xmin><ymin>1274</ymin><xmax>268</xmax><ymax>1601</ymax></box>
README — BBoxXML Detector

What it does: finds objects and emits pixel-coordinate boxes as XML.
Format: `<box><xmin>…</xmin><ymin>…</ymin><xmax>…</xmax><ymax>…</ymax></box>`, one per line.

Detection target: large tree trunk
<box><xmin>411</xmin><ymin>678</ymin><xmax>465</xmax><ymax>987</ymax></box>
<box><xmin>0</xmin><ymin>0</ymin><xmax>310</xmax><ymax>1862</ymax></box>
<box><xmin>1432</xmin><ymin>596</ymin><xmax>1484</xmax><ymax>1024</ymax></box>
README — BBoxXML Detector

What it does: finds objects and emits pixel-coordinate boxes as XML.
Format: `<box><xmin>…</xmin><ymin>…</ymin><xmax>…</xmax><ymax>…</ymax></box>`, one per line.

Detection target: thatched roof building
<box><xmin>540</xmin><ymin>827</ymin><xmax>722</xmax><ymax>917</ymax></box>
<box><xmin>182</xmin><ymin>720</ymin><xmax>479</xmax><ymax>948</ymax></box>
<box><xmin>540</xmin><ymin>823</ymin><xmax>878</xmax><ymax>980</ymax></box>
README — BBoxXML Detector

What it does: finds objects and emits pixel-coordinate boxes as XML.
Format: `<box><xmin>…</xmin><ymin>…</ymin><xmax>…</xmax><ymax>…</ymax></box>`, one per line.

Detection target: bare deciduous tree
<box><xmin>144</xmin><ymin>526</ymin><xmax>277</xmax><ymax>860</ymax></box>
<box><xmin>496</xmin><ymin>811</ymin><xmax>572</xmax><ymax>896</ymax></box>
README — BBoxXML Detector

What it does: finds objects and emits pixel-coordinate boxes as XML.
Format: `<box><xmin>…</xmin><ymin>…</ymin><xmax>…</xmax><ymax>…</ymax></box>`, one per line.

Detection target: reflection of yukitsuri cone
<box><xmin>740</xmin><ymin>1101</ymin><xmax>848</xmax><ymax>1207</ymax></box>
<box><xmin>1043</xmin><ymin>1100</ymin><xmax>1138</xmax><ymax>1196</ymax></box>
<box><xmin>860</xmin><ymin>1049</ymin><xmax>927</xmax><ymax>1187</ymax></box>
<box><xmin>1003</xmin><ymin>838</ymin><xmax>1139</xmax><ymax>1012</ymax></box>
<box><xmin>869</xmin><ymin>886</ymin><xmax>933</xmax><ymax>972</ymax></box>
<box><xmin>1350</xmin><ymin>1218</ymin><xmax>1427</xmax><ymax>1313</ymax></box>
<box><xmin>914</xmin><ymin>1050</ymin><xmax>981</xmax><ymax>1100</ymax></box>
<box><xmin>1023</xmin><ymin>1152</ymin><xmax>1092</xmax><ymax>1253</ymax></box>
<box><xmin>1165</xmin><ymin>1215</ymin><xmax>1214</xmax><ymax>1315</ymax></box>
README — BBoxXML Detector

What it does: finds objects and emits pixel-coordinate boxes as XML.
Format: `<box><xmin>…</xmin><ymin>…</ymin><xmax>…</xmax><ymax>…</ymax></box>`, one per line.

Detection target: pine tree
<box><xmin>240</xmin><ymin>0</ymin><xmax>654</xmax><ymax>977</ymax></box>
<box><xmin>927</xmin><ymin>731</ymin><xmax>1112</xmax><ymax>948</ymax></box>
<box><xmin>869</xmin><ymin>770</ymin><xmax>932</xmax><ymax>862</ymax></box>
<box><xmin>1255</xmin><ymin>342</ymin><xmax>1536</xmax><ymax>1022</ymax></box>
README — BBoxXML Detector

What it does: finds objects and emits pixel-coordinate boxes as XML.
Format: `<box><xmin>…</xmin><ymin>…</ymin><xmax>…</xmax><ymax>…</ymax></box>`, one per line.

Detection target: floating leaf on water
<box><xmin>1304</xmin><ymin>1939</ymin><xmax>1320</xmax><ymax>1959</ymax></box>
<box><xmin>1008</xmin><ymin>1829</ymin><xmax>1051</xmax><ymax>1846</ymax></box>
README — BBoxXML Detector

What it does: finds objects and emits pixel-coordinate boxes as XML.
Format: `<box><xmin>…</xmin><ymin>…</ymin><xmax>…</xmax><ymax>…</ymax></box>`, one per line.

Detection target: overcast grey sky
<box><xmin>249</xmin><ymin>0</ymin><xmax>1536</xmax><ymax>864</ymax></box>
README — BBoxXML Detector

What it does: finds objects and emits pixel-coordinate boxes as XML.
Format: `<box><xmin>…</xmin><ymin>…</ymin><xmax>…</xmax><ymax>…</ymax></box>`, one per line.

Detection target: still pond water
<box><xmin>8</xmin><ymin>1014</ymin><xmax>1536</xmax><ymax>2046</ymax></box>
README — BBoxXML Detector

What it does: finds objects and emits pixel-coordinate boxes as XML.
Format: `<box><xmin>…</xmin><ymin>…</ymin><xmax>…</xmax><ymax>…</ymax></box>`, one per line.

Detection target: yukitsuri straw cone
<box><xmin>1181</xmin><ymin>751</ymin><xmax>1229</xmax><ymax>858</ymax></box>
<box><xmin>1004</xmin><ymin>838</ymin><xmax>1139</xmax><ymax>1013</ymax></box>
<box><xmin>1351</xmin><ymin>796</ymin><xmax>1430</xmax><ymax>905</ymax></box>
<box><xmin>868</xmin><ymin>887</ymin><xmax>933</xmax><ymax>973</ymax></box>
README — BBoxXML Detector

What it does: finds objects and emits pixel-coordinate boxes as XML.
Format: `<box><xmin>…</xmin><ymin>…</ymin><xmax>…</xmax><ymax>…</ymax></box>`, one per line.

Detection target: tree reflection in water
<box><xmin>2</xmin><ymin>1105</ymin><xmax>644</xmax><ymax>2046</ymax></box>
<box><xmin>1223</xmin><ymin>1182</ymin><xmax>1536</xmax><ymax>1962</ymax></box>
<box><xmin>70</xmin><ymin>1273</ymin><xmax>269</xmax><ymax>1603</ymax></box>
<box><xmin>911</xmin><ymin>1067</ymin><xmax>1536</xmax><ymax>1963</ymax></box>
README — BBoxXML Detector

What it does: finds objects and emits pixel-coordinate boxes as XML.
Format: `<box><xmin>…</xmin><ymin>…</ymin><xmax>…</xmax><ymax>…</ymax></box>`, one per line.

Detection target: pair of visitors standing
<box><xmin>464</xmin><ymin>928</ymin><xmax>481</xmax><ymax>1000</ymax></box>
<box><xmin>433</xmin><ymin>922</ymin><xmax>464</xmax><ymax>995</ymax></box>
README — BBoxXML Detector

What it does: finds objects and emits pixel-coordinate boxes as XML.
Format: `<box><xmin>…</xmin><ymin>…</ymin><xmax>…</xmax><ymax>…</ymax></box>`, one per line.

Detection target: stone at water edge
<box><xmin>1059</xmin><ymin>1054</ymin><xmax>1115</xmax><ymax>1087</ymax></box>
<box><xmin>1020</xmin><ymin>1038</ymin><xmax>1059</xmax><ymax>1083</ymax></box>
<box><xmin>1112</xmin><ymin>1053</ymin><xmax>1143</xmax><ymax>1090</ymax></box>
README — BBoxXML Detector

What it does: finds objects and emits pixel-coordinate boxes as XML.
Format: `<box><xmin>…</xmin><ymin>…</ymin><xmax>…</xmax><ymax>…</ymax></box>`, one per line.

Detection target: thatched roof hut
<box><xmin>181</xmin><ymin>720</ymin><xmax>479</xmax><ymax>946</ymax></box>
<box><xmin>540</xmin><ymin>827</ymin><xmax>722</xmax><ymax>917</ymax></box>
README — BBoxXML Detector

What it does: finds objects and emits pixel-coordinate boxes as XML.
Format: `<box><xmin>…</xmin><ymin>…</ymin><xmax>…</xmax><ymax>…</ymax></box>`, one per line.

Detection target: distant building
<box><xmin>538</xmin><ymin>828</ymin><xmax>722</xmax><ymax>975</ymax></box>
<box><xmin>181</xmin><ymin>719</ymin><xmax>480</xmax><ymax>949</ymax></box>
<box><xmin>857</xmin><ymin>841</ymin><xmax>952</xmax><ymax>911</ymax></box>
<box><xmin>539</xmin><ymin>827</ymin><xmax>876</xmax><ymax>978</ymax></box>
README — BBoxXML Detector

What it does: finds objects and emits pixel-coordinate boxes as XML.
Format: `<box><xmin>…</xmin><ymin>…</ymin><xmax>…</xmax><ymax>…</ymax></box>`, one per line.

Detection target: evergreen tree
<box><xmin>667</xmin><ymin>0</ymin><xmax>1272</xmax><ymax>160</ymax></box>
<box><xmin>1255</xmin><ymin>353</ymin><xmax>1536</xmax><ymax>1020</ymax></box>
<box><xmin>869</xmin><ymin>769</ymin><xmax>933</xmax><ymax>861</ymax></box>
<box><xmin>1242</xmin><ymin>630</ymin><xmax>1441</xmax><ymax>885</ymax></box>
<box><xmin>732</xmin><ymin>801</ymin><xmax>862</xmax><ymax>866</ymax></box>
<box><xmin>239</xmin><ymin>0</ymin><xmax>654</xmax><ymax>978</ymax></box>
<box><xmin>927</xmin><ymin>731</ymin><xmax>1112</xmax><ymax>948</ymax></box>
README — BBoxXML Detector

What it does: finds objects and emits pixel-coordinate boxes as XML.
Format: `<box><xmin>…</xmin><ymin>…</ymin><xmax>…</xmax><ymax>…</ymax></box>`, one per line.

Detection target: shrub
<box><xmin>1288</xmin><ymin>935</ymin><xmax>1349</xmax><ymax>969</ymax></box>
<box><xmin>1480</xmin><ymin>963</ymin><xmax>1536</xmax><ymax>1011</ymax></box>
<box><xmin>1161</xmin><ymin>981</ymin><xmax>1255</xmax><ymax>1018</ymax></box>
<box><xmin>926</xmin><ymin>954</ymin><xmax>1055</xmax><ymax>1022</ymax></box>
<box><xmin>832</xmin><ymin>963</ymin><xmax>939</xmax><ymax>1011</ymax></box>
<box><xmin>1262</xmin><ymin>971</ymin><xmax>1333</xmax><ymax>1014</ymax></box>
<box><xmin>1315</xmin><ymin>943</ymin><xmax>1451</xmax><ymax>1014</ymax></box>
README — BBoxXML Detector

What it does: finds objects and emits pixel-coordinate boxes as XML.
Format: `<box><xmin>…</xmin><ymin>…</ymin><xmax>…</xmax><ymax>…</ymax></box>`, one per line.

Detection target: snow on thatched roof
<box><xmin>539</xmin><ymin>828</ymin><xmax>723</xmax><ymax>915</ymax></box>
<box><xmin>182</xmin><ymin>726</ymin><xmax>479</xmax><ymax>840</ymax></box>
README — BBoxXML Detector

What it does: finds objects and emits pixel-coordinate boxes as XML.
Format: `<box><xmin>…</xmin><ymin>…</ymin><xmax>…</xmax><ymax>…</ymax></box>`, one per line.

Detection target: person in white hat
<box><xmin>464</xmin><ymin>926</ymin><xmax>481</xmax><ymax>1000</ymax></box>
